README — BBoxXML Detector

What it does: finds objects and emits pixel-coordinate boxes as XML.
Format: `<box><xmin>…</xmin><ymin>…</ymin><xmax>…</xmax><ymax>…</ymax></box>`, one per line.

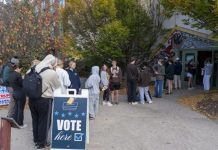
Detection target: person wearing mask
<box><xmin>28</xmin><ymin>54</ymin><xmax>61</xmax><ymax>149</ymax></box>
<box><xmin>56</xmin><ymin>59</ymin><xmax>71</xmax><ymax>94</ymax></box>
<box><xmin>9</xmin><ymin>64</ymin><xmax>27</xmax><ymax>128</ymax></box>
<box><xmin>100</xmin><ymin>64</ymin><xmax>112</xmax><ymax>106</ymax></box>
<box><xmin>2</xmin><ymin>57</ymin><xmax>20</xmax><ymax>118</ymax></box>
<box><xmin>127</xmin><ymin>57</ymin><xmax>138</xmax><ymax>105</ymax></box>
<box><xmin>109</xmin><ymin>60</ymin><xmax>122</xmax><ymax>105</ymax></box>
<box><xmin>153</xmin><ymin>59</ymin><xmax>165</xmax><ymax>98</ymax></box>
<box><xmin>67</xmin><ymin>60</ymin><xmax>81</xmax><ymax>94</ymax></box>
<box><xmin>174</xmin><ymin>57</ymin><xmax>182</xmax><ymax>89</ymax></box>
<box><xmin>138</xmin><ymin>62</ymin><xmax>152</xmax><ymax>104</ymax></box>
<box><xmin>202</xmin><ymin>59</ymin><xmax>213</xmax><ymax>91</ymax></box>
<box><xmin>166</xmin><ymin>60</ymin><xmax>174</xmax><ymax>94</ymax></box>
<box><xmin>85</xmin><ymin>66</ymin><xmax>101</xmax><ymax>120</ymax></box>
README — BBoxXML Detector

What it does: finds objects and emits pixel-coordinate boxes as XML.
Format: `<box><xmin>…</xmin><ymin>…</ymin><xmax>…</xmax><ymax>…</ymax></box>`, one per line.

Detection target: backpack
<box><xmin>23</xmin><ymin>66</ymin><xmax>50</xmax><ymax>99</ymax></box>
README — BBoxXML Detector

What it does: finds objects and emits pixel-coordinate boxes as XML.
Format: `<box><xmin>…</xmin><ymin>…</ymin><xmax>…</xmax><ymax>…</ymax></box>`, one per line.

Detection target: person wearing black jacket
<box><xmin>174</xmin><ymin>58</ymin><xmax>182</xmax><ymax>89</ymax></box>
<box><xmin>127</xmin><ymin>57</ymin><xmax>138</xmax><ymax>105</ymax></box>
<box><xmin>9</xmin><ymin>64</ymin><xmax>26</xmax><ymax>127</ymax></box>
<box><xmin>166</xmin><ymin>60</ymin><xmax>174</xmax><ymax>94</ymax></box>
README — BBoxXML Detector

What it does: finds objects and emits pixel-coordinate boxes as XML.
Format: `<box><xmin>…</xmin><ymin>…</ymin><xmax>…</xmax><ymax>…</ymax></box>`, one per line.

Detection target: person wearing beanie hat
<box><xmin>2</xmin><ymin>56</ymin><xmax>20</xmax><ymax>118</ymax></box>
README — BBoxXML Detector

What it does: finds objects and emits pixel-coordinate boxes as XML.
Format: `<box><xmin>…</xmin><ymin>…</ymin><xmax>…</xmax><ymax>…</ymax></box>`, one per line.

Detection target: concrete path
<box><xmin>0</xmin><ymin>88</ymin><xmax>218</xmax><ymax>150</ymax></box>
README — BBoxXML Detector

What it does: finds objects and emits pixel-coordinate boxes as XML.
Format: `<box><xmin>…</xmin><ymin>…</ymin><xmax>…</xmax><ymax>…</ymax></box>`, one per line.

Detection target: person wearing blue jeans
<box><xmin>138</xmin><ymin>62</ymin><xmax>152</xmax><ymax>104</ymax></box>
<box><xmin>153</xmin><ymin>59</ymin><xmax>165</xmax><ymax>98</ymax></box>
<box><xmin>155</xmin><ymin>80</ymin><xmax>163</xmax><ymax>98</ymax></box>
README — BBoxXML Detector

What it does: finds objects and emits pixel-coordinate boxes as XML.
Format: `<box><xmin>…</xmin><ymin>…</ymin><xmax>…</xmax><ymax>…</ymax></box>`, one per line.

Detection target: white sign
<box><xmin>0</xmin><ymin>86</ymin><xmax>10</xmax><ymax>106</ymax></box>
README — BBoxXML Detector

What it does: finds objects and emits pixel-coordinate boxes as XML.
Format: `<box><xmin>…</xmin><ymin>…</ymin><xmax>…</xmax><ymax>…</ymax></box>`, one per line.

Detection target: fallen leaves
<box><xmin>179</xmin><ymin>90</ymin><xmax>218</xmax><ymax>119</ymax></box>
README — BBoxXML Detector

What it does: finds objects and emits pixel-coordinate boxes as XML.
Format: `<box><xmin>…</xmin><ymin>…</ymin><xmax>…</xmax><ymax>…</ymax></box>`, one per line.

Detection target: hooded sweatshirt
<box><xmin>85</xmin><ymin>66</ymin><xmax>101</xmax><ymax>95</ymax></box>
<box><xmin>35</xmin><ymin>54</ymin><xmax>61</xmax><ymax>98</ymax></box>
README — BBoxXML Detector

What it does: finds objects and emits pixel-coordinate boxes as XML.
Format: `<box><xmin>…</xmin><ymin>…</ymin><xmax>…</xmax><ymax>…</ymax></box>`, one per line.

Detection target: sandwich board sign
<box><xmin>0</xmin><ymin>86</ymin><xmax>10</xmax><ymax>106</ymax></box>
<box><xmin>51</xmin><ymin>89</ymin><xmax>89</xmax><ymax>150</ymax></box>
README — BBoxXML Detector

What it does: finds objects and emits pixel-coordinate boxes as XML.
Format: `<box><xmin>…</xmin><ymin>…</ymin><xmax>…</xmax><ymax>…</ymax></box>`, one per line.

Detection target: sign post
<box><xmin>51</xmin><ymin>89</ymin><xmax>89</xmax><ymax>150</ymax></box>
<box><xmin>0</xmin><ymin>86</ymin><xmax>10</xmax><ymax>106</ymax></box>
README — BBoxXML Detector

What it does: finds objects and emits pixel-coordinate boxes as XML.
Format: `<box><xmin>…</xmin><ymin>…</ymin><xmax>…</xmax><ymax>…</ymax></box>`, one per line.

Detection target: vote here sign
<box><xmin>51</xmin><ymin>89</ymin><xmax>89</xmax><ymax>150</ymax></box>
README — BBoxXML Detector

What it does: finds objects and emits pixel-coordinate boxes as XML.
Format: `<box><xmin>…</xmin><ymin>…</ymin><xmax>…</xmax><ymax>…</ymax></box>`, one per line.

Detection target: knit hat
<box><xmin>10</xmin><ymin>57</ymin><xmax>19</xmax><ymax>65</ymax></box>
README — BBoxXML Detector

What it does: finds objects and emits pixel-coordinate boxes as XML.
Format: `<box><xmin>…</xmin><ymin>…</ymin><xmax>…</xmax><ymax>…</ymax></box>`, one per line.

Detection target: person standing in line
<box><xmin>109</xmin><ymin>60</ymin><xmax>122</xmax><ymax>105</ymax></box>
<box><xmin>2</xmin><ymin>57</ymin><xmax>20</xmax><ymax>118</ymax></box>
<box><xmin>153</xmin><ymin>59</ymin><xmax>165</xmax><ymax>98</ymax></box>
<box><xmin>0</xmin><ymin>59</ymin><xmax>4</xmax><ymax>84</ymax></box>
<box><xmin>67</xmin><ymin>60</ymin><xmax>81</xmax><ymax>94</ymax></box>
<box><xmin>28</xmin><ymin>54</ymin><xmax>61</xmax><ymax>149</ymax></box>
<box><xmin>126</xmin><ymin>57</ymin><xmax>138</xmax><ymax>105</ymax></box>
<box><xmin>85</xmin><ymin>66</ymin><xmax>101</xmax><ymax>120</ymax></box>
<box><xmin>101</xmin><ymin>64</ymin><xmax>113</xmax><ymax>106</ymax></box>
<box><xmin>138</xmin><ymin>62</ymin><xmax>152</xmax><ymax>104</ymax></box>
<box><xmin>202</xmin><ymin>59</ymin><xmax>213</xmax><ymax>91</ymax></box>
<box><xmin>187</xmin><ymin>59</ymin><xmax>195</xmax><ymax>90</ymax></box>
<box><xmin>174</xmin><ymin>57</ymin><xmax>182</xmax><ymax>89</ymax></box>
<box><xmin>56</xmin><ymin>59</ymin><xmax>71</xmax><ymax>94</ymax></box>
<box><xmin>9</xmin><ymin>64</ymin><xmax>26</xmax><ymax>128</ymax></box>
<box><xmin>165</xmin><ymin>60</ymin><xmax>174</xmax><ymax>94</ymax></box>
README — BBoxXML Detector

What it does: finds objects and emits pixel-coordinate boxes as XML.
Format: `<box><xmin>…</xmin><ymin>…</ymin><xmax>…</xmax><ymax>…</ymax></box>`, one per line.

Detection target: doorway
<box><xmin>196</xmin><ymin>51</ymin><xmax>212</xmax><ymax>85</ymax></box>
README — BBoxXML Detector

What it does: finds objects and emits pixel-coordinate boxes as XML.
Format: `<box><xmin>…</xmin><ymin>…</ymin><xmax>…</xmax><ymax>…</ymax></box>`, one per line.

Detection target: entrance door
<box><xmin>197</xmin><ymin>51</ymin><xmax>212</xmax><ymax>85</ymax></box>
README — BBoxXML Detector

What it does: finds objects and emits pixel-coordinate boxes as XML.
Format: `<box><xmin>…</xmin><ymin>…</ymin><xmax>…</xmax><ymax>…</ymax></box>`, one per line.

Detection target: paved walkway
<box><xmin>0</xmin><ymin>88</ymin><xmax>218</xmax><ymax>150</ymax></box>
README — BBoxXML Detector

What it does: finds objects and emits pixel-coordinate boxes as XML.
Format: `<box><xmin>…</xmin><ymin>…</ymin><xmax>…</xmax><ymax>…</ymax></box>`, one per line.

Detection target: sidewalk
<box><xmin>0</xmin><ymin>88</ymin><xmax>218</xmax><ymax>150</ymax></box>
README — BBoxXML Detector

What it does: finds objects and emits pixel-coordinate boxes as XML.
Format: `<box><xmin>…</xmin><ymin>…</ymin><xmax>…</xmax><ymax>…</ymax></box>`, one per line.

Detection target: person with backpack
<box><xmin>109</xmin><ymin>60</ymin><xmax>122</xmax><ymax>105</ymax></box>
<box><xmin>9</xmin><ymin>64</ymin><xmax>26</xmax><ymax>128</ymax></box>
<box><xmin>26</xmin><ymin>54</ymin><xmax>61</xmax><ymax>149</ymax></box>
<box><xmin>85</xmin><ymin>66</ymin><xmax>101</xmax><ymax>120</ymax></box>
<box><xmin>66</xmin><ymin>60</ymin><xmax>81</xmax><ymax>94</ymax></box>
<box><xmin>138</xmin><ymin>62</ymin><xmax>153</xmax><ymax>104</ymax></box>
<box><xmin>100</xmin><ymin>64</ymin><xmax>112</xmax><ymax>106</ymax></box>
<box><xmin>56</xmin><ymin>59</ymin><xmax>71</xmax><ymax>94</ymax></box>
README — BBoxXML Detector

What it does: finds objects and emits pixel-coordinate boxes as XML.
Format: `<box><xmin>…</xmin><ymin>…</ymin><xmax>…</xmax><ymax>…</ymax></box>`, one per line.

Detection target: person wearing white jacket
<box><xmin>56</xmin><ymin>59</ymin><xmax>71</xmax><ymax>94</ymax></box>
<box><xmin>85</xmin><ymin>66</ymin><xmax>100</xmax><ymax>120</ymax></box>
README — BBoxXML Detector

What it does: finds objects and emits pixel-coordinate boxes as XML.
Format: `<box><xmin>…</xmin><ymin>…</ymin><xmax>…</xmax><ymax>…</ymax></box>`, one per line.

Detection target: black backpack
<box><xmin>23</xmin><ymin>66</ymin><xmax>49</xmax><ymax>99</ymax></box>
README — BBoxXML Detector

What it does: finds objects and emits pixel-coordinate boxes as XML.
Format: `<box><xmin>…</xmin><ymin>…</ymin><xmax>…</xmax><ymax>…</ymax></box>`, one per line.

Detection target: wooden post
<box><xmin>0</xmin><ymin>119</ymin><xmax>11</xmax><ymax>150</ymax></box>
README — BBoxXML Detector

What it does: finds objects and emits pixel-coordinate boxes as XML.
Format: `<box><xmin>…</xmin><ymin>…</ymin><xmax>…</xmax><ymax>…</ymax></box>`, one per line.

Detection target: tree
<box><xmin>0</xmin><ymin>0</ymin><xmax>61</xmax><ymax>66</ymax></box>
<box><xmin>161</xmin><ymin>0</ymin><xmax>218</xmax><ymax>35</ymax></box>
<box><xmin>63</xmin><ymin>0</ymin><xmax>162</xmax><ymax>67</ymax></box>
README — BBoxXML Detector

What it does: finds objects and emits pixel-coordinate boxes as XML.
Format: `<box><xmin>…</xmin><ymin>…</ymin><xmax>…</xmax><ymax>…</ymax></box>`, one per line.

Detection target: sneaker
<box><xmin>107</xmin><ymin>102</ymin><xmax>113</xmax><ymax>107</ymax></box>
<box><xmin>36</xmin><ymin>145</ymin><xmax>45</xmax><ymax>150</ymax></box>
<box><xmin>103</xmin><ymin>101</ymin><xmax>107</xmax><ymax>106</ymax></box>
<box><xmin>115</xmin><ymin>102</ymin><xmax>119</xmax><ymax>105</ymax></box>
<box><xmin>148</xmin><ymin>101</ymin><xmax>153</xmax><ymax>104</ymax></box>
<box><xmin>20</xmin><ymin>124</ymin><xmax>27</xmax><ymax>129</ymax></box>
<box><xmin>132</xmin><ymin>102</ymin><xmax>138</xmax><ymax>105</ymax></box>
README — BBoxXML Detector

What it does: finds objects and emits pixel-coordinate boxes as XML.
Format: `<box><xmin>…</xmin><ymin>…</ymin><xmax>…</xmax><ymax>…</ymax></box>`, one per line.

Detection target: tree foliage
<box><xmin>63</xmin><ymin>0</ymin><xmax>162</xmax><ymax>67</ymax></box>
<box><xmin>0</xmin><ymin>0</ymin><xmax>61</xmax><ymax>65</ymax></box>
<box><xmin>161</xmin><ymin>0</ymin><xmax>218</xmax><ymax>34</ymax></box>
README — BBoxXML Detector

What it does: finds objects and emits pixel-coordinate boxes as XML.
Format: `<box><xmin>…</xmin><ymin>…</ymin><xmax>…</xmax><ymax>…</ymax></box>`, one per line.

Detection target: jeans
<box><xmin>127</xmin><ymin>79</ymin><xmax>137</xmax><ymax>102</ymax></box>
<box><xmin>13</xmin><ymin>90</ymin><xmax>26</xmax><ymax>126</ymax></box>
<box><xmin>203</xmin><ymin>75</ymin><xmax>211</xmax><ymax>91</ymax></box>
<box><xmin>103</xmin><ymin>88</ymin><xmax>110</xmax><ymax>101</ymax></box>
<box><xmin>7</xmin><ymin>87</ymin><xmax>15</xmax><ymax>117</ymax></box>
<box><xmin>89</xmin><ymin>94</ymin><xmax>99</xmax><ymax>118</ymax></box>
<box><xmin>155</xmin><ymin>80</ymin><xmax>163</xmax><ymax>97</ymax></box>
<box><xmin>138</xmin><ymin>86</ymin><xmax>152</xmax><ymax>103</ymax></box>
<box><xmin>29</xmin><ymin>98</ymin><xmax>52</xmax><ymax>147</ymax></box>
<box><xmin>174</xmin><ymin>75</ymin><xmax>181</xmax><ymax>89</ymax></box>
